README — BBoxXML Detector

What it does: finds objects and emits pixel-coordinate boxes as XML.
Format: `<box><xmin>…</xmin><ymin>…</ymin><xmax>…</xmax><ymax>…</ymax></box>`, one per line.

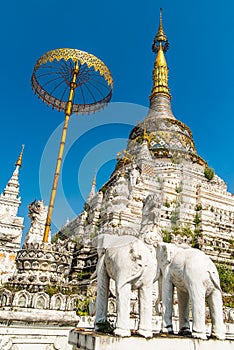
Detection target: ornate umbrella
<box><xmin>31</xmin><ymin>48</ymin><xmax>113</xmax><ymax>242</ymax></box>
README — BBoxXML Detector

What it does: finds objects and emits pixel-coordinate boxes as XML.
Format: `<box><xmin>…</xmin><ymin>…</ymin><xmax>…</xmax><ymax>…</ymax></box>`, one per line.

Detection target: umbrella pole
<box><xmin>43</xmin><ymin>61</ymin><xmax>79</xmax><ymax>243</ymax></box>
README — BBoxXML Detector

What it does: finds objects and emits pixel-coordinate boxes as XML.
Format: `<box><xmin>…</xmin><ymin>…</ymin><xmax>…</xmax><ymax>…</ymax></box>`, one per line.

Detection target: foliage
<box><xmin>192</xmin><ymin>207</ymin><xmax>203</xmax><ymax>248</ymax></box>
<box><xmin>222</xmin><ymin>295</ymin><xmax>234</xmax><ymax>308</ymax></box>
<box><xmin>62</xmin><ymin>227</ymin><xmax>72</xmax><ymax>237</ymax></box>
<box><xmin>194</xmin><ymin>213</ymin><xmax>201</xmax><ymax>226</ymax></box>
<box><xmin>45</xmin><ymin>285</ymin><xmax>61</xmax><ymax>296</ymax></box>
<box><xmin>171</xmin><ymin>157</ymin><xmax>182</xmax><ymax>164</ymax></box>
<box><xmin>83</xmin><ymin>218</ymin><xmax>89</xmax><ymax>227</ymax></box>
<box><xmin>210</xmin><ymin>206</ymin><xmax>214</xmax><ymax>212</ymax></box>
<box><xmin>100</xmin><ymin>185</ymin><xmax>108</xmax><ymax>194</ymax></box>
<box><xmin>95</xmin><ymin>319</ymin><xmax>114</xmax><ymax>334</ymax></box>
<box><xmin>90</xmin><ymin>231</ymin><xmax>96</xmax><ymax>239</ymax></box>
<box><xmin>76</xmin><ymin>298</ymin><xmax>90</xmax><ymax>316</ymax></box>
<box><xmin>172</xmin><ymin>225</ymin><xmax>180</xmax><ymax>235</ymax></box>
<box><xmin>164</xmin><ymin>200</ymin><xmax>170</xmax><ymax>208</ymax></box>
<box><xmin>44</xmin><ymin>285</ymin><xmax>79</xmax><ymax>296</ymax></box>
<box><xmin>214</xmin><ymin>246</ymin><xmax>222</xmax><ymax>254</ymax></box>
<box><xmin>70</xmin><ymin>235</ymin><xmax>82</xmax><ymax>244</ymax></box>
<box><xmin>170</xmin><ymin>210</ymin><xmax>179</xmax><ymax>225</ymax></box>
<box><xmin>216</xmin><ymin>264</ymin><xmax>234</xmax><ymax>294</ymax></box>
<box><xmin>195</xmin><ymin>204</ymin><xmax>203</xmax><ymax>211</ymax></box>
<box><xmin>175</xmin><ymin>186</ymin><xmax>182</xmax><ymax>193</ymax></box>
<box><xmin>76</xmin><ymin>289</ymin><xmax>96</xmax><ymax>316</ymax></box>
<box><xmin>76</xmin><ymin>270</ymin><xmax>91</xmax><ymax>281</ymax></box>
<box><xmin>191</xmin><ymin>231</ymin><xmax>202</xmax><ymax>249</ymax></box>
<box><xmin>204</xmin><ymin>167</ymin><xmax>214</xmax><ymax>181</ymax></box>
<box><xmin>181</xmin><ymin>226</ymin><xmax>193</xmax><ymax>237</ymax></box>
<box><xmin>51</xmin><ymin>231</ymin><xmax>80</xmax><ymax>244</ymax></box>
<box><xmin>95</xmin><ymin>218</ymin><xmax>101</xmax><ymax>228</ymax></box>
<box><xmin>162</xmin><ymin>229</ymin><xmax>171</xmax><ymax>243</ymax></box>
<box><xmin>170</xmin><ymin>224</ymin><xmax>194</xmax><ymax>239</ymax></box>
<box><xmin>51</xmin><ymin>232</ymin><xmax>65</xmax><ymax>243</ymax></box>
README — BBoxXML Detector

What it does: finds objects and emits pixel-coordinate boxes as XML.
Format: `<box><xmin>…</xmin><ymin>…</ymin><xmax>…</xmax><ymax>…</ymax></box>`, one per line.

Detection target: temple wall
<box><xmin>0</xmin><ymin>325</ymin><xmax>73</xmax><ymax>350</ymax></box>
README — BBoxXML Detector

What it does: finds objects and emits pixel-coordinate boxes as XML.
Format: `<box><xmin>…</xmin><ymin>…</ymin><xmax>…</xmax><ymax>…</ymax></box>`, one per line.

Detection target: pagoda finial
<box><xmin>86</xmin><ymin>172</ymin><xmax>97</xmax><ymax>204</ymax></box>
<box><xmin>154</xmin><ymin>8</ymin><xmax>168</xmax><ymax>46</ymax></box>
<box><xmin>92</xmin><ymin>172</ymin><xmax>97</xmax><ymax>187</ymax></box>
<box><xmin>151</xmin><ymin>8</ymin><xmax>171</xmax><ymax>100</ymax></box>
<box><xmin>15</xmin><ymin>144</ymin><xmax>25</xmax><ymax>168</ymax></box>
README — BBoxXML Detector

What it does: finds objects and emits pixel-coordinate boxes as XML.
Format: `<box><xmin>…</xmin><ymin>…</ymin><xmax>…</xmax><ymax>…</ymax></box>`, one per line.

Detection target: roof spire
<box><xmin>151</xmin><ymin>8</ymin><xmax>171</xmax><ymax>100</ymax></box>
<box><xmin>15</xmin><ymin>144</ymin><xmax>24</xmax><ymax>168</ymax></box>
<box><xmin>2</xmin><ymin>148</ymin><xmax>24</xmax><ymax>200</ymax></box>
<box><xmin>153</xmin><ymin>8</ymin><xmax>168</xmax><ymax>45</ymax></box>
<box><xmin>86</xmin><ymin>172</ymin><xmax>97</xmax><ymax>204</ymax></box>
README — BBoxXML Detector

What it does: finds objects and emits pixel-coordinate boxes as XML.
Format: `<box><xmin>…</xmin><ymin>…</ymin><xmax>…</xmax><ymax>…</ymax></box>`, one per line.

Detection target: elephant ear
<box><xmin>160</xmin><ymin>243</ymin><xmax>174</xmax><ymax>263</ymax></box>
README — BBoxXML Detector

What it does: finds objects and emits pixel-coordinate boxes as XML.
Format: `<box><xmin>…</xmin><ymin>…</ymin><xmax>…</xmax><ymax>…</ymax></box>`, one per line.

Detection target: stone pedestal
<box><xmin>69</xmin><ymin>331</ymin><xmax>234</xmax><ymax>350</ymax></box>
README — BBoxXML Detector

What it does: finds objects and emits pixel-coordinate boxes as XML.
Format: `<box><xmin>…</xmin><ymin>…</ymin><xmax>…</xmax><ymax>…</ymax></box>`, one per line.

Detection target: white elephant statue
<box><xmin>156</xmin><ymin>242</ymin><xmax>226</xmax><ymax>340</ymax></box>
<box><xmin>94</xmin><ymin>234</ymin><xmax>158</xmax><ymax>338</ymax></box>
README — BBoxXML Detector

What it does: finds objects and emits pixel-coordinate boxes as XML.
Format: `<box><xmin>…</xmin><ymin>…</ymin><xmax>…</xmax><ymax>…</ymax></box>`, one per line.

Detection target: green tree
<box><xmin>216</xmin><ymin>264</ymin><xmax>234</xmax><ymax>294</ymax></box>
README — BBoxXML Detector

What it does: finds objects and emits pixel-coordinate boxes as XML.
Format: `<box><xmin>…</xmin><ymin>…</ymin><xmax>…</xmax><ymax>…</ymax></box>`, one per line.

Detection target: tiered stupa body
<box><xmin>0</xmin><ymin>148</ymin><xmax>24</xmax><ymax>283</ymax></box>
<box><xmin>61</xmin><ymin>11</ymin><xmax>234</xmax><ymax>266</ymax></box>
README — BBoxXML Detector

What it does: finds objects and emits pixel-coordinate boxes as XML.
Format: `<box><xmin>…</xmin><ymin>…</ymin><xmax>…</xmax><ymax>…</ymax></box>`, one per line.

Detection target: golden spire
<box><xmin>151</xmin><ymin>8</ymin><xmax>171</xmax><ymax>99</ymax></box>
<box><xmin>155</xmin><ymin>8</ymin><xmax>167</xmax><ymax>43</ymax></box>
<box><xmin>15</xmin><ymin>144</ymin><xmax>25</xmax><ymax>168</ymax></box>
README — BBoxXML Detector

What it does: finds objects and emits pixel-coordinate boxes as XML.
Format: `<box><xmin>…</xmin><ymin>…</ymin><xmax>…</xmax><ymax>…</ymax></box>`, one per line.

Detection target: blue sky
<box><xmin>1</xmin><ymin>0</ymin><xmax>234</xmax><ymax>238</ymax></box>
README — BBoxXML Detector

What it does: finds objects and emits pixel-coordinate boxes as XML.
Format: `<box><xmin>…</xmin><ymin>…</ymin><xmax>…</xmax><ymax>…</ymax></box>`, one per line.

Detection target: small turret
<box><xmin>2</xmin><ymin>145</ymin><xmax>24</xmax><ymax>201</ymax></box>
<box><xmin>0</xmin><ymin>147</ymin><xmax>24</xmax><ymax>283</ymax></box>
<box><xmin>86</xmin><ymin>173</ymin><xmax>97</xmax><ymax>204</ymax></box>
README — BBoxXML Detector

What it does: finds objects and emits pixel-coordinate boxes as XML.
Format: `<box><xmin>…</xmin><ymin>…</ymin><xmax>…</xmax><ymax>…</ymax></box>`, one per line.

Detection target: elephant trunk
<box><xmin>120</xmin><ymin>267</ymin><xmax>144</xmax><ymax>289</ymax></box>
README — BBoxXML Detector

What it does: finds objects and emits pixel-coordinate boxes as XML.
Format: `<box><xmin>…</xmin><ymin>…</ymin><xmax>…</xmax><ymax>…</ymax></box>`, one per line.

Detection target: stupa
<box><xmin>62</xmin><ymin>10</ymin><xmax>234</xmax><ymax>268</ymax></box>
<box><xmin>0</xmin><ymin>147</ymin><xmax>24</xmax><ymax>284</ymax></box>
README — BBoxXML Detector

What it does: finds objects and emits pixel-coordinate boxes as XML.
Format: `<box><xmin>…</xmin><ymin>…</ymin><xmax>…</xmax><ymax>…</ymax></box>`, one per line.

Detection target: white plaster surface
<box><xmin>69</xmin><ymin>331</ymin><xmax>234</xmax><ymax>350</ymax></box>
<box><xmin>0</xmin><ymin>325</ymin><xmax>73</xmax><ymax>350</ymax></box>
